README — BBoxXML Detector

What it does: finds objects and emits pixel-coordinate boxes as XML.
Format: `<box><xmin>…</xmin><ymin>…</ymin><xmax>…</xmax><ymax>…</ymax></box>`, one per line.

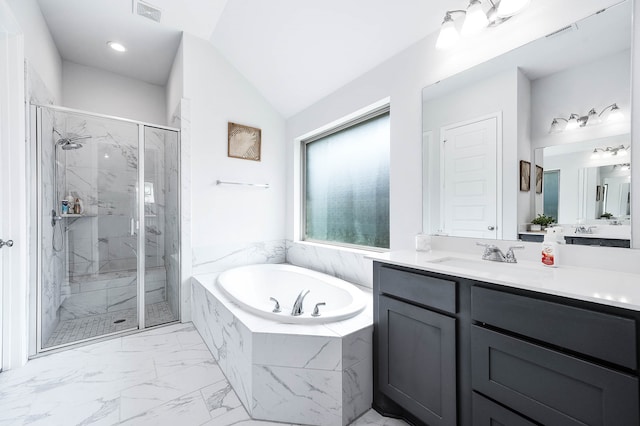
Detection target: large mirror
<box><xmin>422</xmin><ymin>0</ymin><xmax>632</xmax><ymax>247</ymax></box>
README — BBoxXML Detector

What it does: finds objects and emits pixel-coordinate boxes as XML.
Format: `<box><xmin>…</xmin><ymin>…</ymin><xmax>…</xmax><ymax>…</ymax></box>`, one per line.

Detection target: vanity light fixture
<box><xmin>436</xmin><ymin>0</ymin><xmax>531</xmax><ymax>50</ymax></box>
<box><xmin>590</xmin><ymin>145</ymin><xmax>629</xmax><ymax>159</ymax></box>
<box><xmin>548</xmin><ymin>103</ymin><xmax>624</xmax><ymax>133</ymax></box>
<box><xmin>107</xmin><ymin>41</ymin><xmax>127</xmax><ymax>52</ymax></box>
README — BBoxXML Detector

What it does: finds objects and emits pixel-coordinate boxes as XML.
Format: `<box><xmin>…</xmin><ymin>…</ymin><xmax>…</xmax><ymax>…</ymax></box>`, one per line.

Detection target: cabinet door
<box><xmin>378</xmin><ymin>295</ymin><xmax>457</xmax><ymax>426</ymax></box>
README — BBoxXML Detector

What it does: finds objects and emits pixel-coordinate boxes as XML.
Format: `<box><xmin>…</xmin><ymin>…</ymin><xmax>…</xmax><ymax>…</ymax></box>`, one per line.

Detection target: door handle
<box><xmin>130</xmin><ymin>218</ymin><xmax>135</xmax><ymax>236</ymax></box>
<box><xmin>487</xmin><ymin>226</ymin><xmax>495</xmax><ymax>231</ymax></box>
<box><xmin>0</xmin><ymin>239</ymin><xmax>14</xmax><ymax>249</ymax></box>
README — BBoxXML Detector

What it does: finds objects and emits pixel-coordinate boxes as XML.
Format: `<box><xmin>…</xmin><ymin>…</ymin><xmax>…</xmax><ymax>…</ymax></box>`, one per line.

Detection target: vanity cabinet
<box><xmin>374</xmin><ymin>263</ymin><xmax>471</xmax><ymax>426</ymax></box>
<box><xmin>373</xmin><ymin>261</ymin><xmax>640</xmax><ymax>426</ymax></box>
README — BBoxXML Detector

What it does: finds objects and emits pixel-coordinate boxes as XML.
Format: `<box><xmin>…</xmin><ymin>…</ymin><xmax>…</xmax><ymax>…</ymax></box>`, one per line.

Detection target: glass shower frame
<box><xmin>34</xmin><ymin>104</ymin><xmax>181</xmax><ymax>353</ymax></box>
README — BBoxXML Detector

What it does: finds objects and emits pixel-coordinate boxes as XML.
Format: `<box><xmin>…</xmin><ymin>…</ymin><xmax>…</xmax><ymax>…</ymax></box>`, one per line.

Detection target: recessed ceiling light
<box><xmin>107</xmin><ymin>41</ymin><xmax>127</xmax><ymax>52</ymax></box>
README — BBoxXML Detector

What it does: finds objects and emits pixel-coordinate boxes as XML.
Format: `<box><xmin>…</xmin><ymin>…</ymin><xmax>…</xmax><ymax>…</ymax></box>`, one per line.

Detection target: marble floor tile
<box><xmin>0</xmin><ymin>322</ymin><xmax>406</xmax><ymax>426</ymax></box>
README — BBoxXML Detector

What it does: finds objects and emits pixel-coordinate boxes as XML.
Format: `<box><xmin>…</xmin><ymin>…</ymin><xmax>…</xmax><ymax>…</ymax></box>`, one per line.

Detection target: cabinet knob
<box><xmin>0</xmin><ymin>239</ymin><xmax>14</xmax><ymax>249</ymax></box>
<box><xmin>487</xmin><ymin>226</ymin><xmax>495</xmax><ymax>231</ymax></box>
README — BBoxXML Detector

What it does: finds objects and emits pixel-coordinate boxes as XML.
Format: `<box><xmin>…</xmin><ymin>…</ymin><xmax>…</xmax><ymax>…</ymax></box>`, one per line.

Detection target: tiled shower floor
<box><xmin>44</xmin><ymin>301</ymin><xmax>177</xmax><ymax>348</ymax></box>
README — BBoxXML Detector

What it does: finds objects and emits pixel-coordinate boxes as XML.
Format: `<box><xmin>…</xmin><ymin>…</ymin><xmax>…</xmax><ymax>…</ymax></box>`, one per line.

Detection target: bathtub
<box><xmin>217</xmin><ymin>263</ymin><xmax>367</xmax><ymax>324</ymax></box>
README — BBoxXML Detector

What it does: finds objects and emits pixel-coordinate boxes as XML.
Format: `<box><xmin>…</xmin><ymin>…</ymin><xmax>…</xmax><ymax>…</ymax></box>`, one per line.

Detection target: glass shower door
<box><xmin>143</xmin><ymin>126</ymin><xmax>180</xmax><ymax>327</ymax></box>
<box><xmin>39</xmin><ymin>107</ymin><xmax>141</xmax><ymax>349</ymax></box>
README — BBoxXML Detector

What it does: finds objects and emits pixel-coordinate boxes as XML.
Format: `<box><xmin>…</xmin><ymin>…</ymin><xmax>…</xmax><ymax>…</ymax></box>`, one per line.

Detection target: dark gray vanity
<box><xmin>373</xmin><ymin>261</ymin><xmax>640</xmax><ymax>425</ymax></box>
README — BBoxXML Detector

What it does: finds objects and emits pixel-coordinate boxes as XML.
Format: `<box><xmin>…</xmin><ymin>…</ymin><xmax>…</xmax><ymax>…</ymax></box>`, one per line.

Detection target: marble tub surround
<box><xmin>368</xmin><ymin>248</ymin><xmax>640</xmax><ymax>311</ymax></box>
<box><xmin>192</xmin><ymin>239</ymin><xmax>286</xmax><ymax>275</ymax></box>
<box><xmin>191</xmin><ymin>273</ymin><xmax>373</xmax><ymax>426</ymax></box>
<box><xmin>286</xmin><ymin>240</ymin><xmax>374</xmax><ymax>288</ymax></box>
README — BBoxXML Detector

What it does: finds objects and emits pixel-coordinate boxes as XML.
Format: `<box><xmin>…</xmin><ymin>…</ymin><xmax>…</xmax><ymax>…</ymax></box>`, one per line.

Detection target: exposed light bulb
<box><xmin>590</xmin><ymin>149</ymin><xmax>600</xmax><ymax>159</ymax></box>
<box><xmin>548</xmin><ymin>118</ymin><xmax>566</xmax><ymax>134</ymax></box>
<box><xmin>107</xmin><ymin>41</ymin><xmax>127</xmax><ymax>52</ymax></box>
<box><xmin>497</xmin><ymin>0</ymin><xmax>532</xmax><ymax>17</ymax></box>
<box><xmin>461</xmin><ymin>0</ymin><xmax>489</xmax><ymax>36</ymax></box>
<box><xmin>585</xmin><ymin>109</ymin><xmax>600</xmax><ymax>126</ymax></box>
<box><xmin>436</xmin><ymin>14</ymin><xmax>460</xmax><ymax>50</ymax></box>
<box><xmin>565</xmin><ymin>114</ymin><xmax>579</xmax><ymax>130</ymax></box>
<box><xmin>607</xmin><ymin>104</ymin><xmax>624</xmax><ymax>122</ymax></box>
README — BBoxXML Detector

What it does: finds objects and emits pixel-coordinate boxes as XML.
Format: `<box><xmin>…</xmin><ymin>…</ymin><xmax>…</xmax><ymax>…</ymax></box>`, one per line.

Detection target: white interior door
<box><xmin>441</xmin><ymin>115</ymin><xmax>498</xmax><ymax>239</ymax></box>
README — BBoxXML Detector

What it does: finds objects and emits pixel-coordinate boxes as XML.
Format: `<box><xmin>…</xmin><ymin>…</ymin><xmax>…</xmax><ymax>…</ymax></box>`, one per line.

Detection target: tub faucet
<box><xmin>291</xmin><ymin>289</ymin><xmax>310</xmax><ymax>316</ymax></box>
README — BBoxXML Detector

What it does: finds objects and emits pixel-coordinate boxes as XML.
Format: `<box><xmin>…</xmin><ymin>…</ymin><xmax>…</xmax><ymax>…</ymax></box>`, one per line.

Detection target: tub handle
<box><xmin>312</xmin><ymin>302</ymin><xmax>326</xmax><ymax>317</ymax></box>
<box><xmin>269</xmin><ymin>297</ymin><xmax>281</xmax><ymax>313</ymax></box>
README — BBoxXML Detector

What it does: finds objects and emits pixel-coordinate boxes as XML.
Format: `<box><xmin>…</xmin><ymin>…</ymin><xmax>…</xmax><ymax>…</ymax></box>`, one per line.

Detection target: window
<box><xmin>303</xmin><ymin>107</ymin><xmax>390</xmax><ymax>249</ymax></box>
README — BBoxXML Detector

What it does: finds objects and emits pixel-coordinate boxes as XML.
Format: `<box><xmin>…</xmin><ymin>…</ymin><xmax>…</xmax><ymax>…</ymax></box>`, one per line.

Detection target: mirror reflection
<box><xmin>422</xmin><ymin>0</ymin><xmax>632</xmax><ymax>247</ymax></box>
<box><xmin>536</xmin><ymin>136</ymin><xmax>631</xmax><ymax>227</ymax></box>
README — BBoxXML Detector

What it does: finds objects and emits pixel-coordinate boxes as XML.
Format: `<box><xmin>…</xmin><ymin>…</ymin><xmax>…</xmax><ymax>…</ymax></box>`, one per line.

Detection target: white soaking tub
<box><xmin>217</xmin><ymin>263</ymin><xmax>367</xmax><ymax>324</ymax></box>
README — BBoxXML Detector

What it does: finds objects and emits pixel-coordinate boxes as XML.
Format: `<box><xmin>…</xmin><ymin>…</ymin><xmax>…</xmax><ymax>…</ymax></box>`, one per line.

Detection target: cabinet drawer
<box><xmin>471</xmin><ymin>286</ymin><xmax>637</xmax><ymax>369</ymax></box>
<box><xmin>471</xmin><ymin>326</ymin><xmax>639</xmax><ymax>425</ymax></box>
<box><xmin>379</xmin><ymin>266</ymin><xmax>456</xmax><ymax>313</ymax></box>
<box><xmin>472</xmin><ymin>392</ymin><xmax>536</xmax><ymax>426</ymax></box>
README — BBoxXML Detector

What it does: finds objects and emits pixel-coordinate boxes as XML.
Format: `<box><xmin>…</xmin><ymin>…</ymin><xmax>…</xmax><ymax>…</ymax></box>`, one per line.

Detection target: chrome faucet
<box><xmin>291</xmin><ymin>289</ymin><xmax>310</xmax><ymax>316</ymax></box>
<box><xmin>477</xmin><ymin>242</ymin><xmax>506</xmax><ymax>262</ymax></box>
<box><xmin>477</xmin><ymin>242</ymin><xmax>524</xmax><ymax>263</ymax></box>
<box><xmin>575</xmin><ymin>225</ymin><xmax>595</xmax><ymax>234</ymax></box>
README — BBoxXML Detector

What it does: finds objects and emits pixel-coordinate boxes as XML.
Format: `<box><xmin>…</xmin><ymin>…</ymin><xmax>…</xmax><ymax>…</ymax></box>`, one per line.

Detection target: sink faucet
<box><xmin>291</xmin><ymin>289</ymin><xmax>310</xmax><ymax>316</ymax></box>
<box><xmin>575</xmin><ymin>225</ymin><xmax>595</xmax><ymax>234</ymax></box>
<box><xmin>477</xmin><ymin>242</ymin><xmax>506</xmax><ymax>262</ymax></box>
<box><xmin>476</xmin><ymin>243</ymin><xmax>524</xmax><ymax>263</ymax></box>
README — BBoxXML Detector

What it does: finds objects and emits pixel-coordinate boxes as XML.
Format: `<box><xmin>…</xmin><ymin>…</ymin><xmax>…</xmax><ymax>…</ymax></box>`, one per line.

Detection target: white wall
<box><xmin>62</xmin><ymin>61</ymin><xmax>167</xmax><ymax>125</ymax></box>
<box><xmin>287</xmin><ymin>0</ymin><xmax>621</xmax><ymax>251</ymax></box>
<box><xmin>6</xmin><ymin>0</ymin><xmax>61</xmax><ymax>102</ymax></box>
<box><xmin>166</xmin><ymin>37</ymin><xmax>184</xmax><ymax>124</ymax></box>
<box><xmin>182</xmin><ymin>33</ymin><xmax>286</xmax><ymax>252</ymax></box>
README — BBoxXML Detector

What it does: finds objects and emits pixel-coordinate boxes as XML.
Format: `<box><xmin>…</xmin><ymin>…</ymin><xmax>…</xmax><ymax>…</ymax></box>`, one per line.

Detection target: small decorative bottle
<box><xmin>74</xmin><ymin>197</ymin><xmax>81</xmax><ymax>214</ymax></box>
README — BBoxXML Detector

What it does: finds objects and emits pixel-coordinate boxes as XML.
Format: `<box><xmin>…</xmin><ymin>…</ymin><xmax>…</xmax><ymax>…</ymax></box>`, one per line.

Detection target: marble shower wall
<box><xmin>56</xmin><ymin>110</ymin><xmax>141</xmax><ymax>277</ymax></box>
<box><xmin>163</xmin><ymin>110</ymin><xmax>181</xmax><ymax>319</ymax></box>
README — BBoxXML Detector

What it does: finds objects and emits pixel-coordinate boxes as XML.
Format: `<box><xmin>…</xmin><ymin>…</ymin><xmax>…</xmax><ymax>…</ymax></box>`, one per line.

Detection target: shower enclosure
<box><xmin>34</xmin><ymin>105</ymin><xmax>180</xmax><ymax>351</ymax></box>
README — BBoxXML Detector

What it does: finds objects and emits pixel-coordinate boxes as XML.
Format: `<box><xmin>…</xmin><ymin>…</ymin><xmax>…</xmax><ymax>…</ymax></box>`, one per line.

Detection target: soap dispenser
<box><xmin>541</xmin><ymin>227</ymin><xmax>560</xmax><ymax>267</ymax></box>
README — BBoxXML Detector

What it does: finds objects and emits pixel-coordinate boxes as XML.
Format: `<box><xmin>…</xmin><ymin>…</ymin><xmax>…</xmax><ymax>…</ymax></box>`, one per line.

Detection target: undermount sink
<box><xmin>427</xmin><ymin>256</ymin><xmax>551</xmax><ymax>277</ymax></box>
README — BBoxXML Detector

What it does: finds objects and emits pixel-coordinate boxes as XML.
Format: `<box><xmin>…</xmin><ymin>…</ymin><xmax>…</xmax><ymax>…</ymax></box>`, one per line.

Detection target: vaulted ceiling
<box><xmin>36</xmin><ymin>0</ymin><xmax>451</xmax><ymax>117</ymax></box>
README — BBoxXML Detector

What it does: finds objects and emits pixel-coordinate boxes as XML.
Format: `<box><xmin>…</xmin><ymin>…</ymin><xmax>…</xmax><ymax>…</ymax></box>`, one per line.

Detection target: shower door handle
<box><xmin>130</xmin><ymin>218</ymin><xmax>135</xmax><ymax>236</ymax></box>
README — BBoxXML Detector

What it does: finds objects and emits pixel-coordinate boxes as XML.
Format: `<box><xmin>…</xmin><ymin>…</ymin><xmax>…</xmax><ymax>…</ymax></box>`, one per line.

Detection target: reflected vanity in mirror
<box><xmin>422</xmin><ymin>0</ymin><xmax>632</xmax><ymax>247</ymax></box>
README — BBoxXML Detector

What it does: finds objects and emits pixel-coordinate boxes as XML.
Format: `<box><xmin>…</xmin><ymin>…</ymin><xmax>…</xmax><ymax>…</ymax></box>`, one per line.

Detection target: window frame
<box><xmin>300</xmin><ymin>104</ymin><xmax>390</xmax><ymax>251</ymax></box>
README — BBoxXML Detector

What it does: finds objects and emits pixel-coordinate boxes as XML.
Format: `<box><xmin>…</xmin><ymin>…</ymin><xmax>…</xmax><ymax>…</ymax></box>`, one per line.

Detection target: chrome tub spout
<box><xmin>291</xmin><ymin>289</ymin><xmax>310</xmax><ymax>316</ymax></box>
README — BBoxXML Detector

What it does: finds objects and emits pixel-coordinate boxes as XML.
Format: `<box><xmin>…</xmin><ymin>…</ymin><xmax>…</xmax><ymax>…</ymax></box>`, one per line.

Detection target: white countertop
<box><xmin>368</xmin><ymin>250</ymin><xmax>640</xmax><ymax>311</ymax></box>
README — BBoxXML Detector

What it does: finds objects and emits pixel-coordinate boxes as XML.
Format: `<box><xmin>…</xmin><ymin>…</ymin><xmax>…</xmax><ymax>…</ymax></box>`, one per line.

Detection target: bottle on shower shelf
<box><xmin>66</xmin><ymin>193</ymin><xmax>75</xmax><ymax>213</ymax></box>
<box><xmin>61</xmin><ymin>200</ymin><xmax>69</xmax><ymax>214</ymax></box>
<box><xmin>74</xmin><ymin>198</ymin><xmax>81</xmax><ymax>214</ymax></box>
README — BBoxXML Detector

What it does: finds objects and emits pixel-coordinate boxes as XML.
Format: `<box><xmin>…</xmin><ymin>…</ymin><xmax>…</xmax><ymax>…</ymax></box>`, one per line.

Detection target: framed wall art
<box><xmin>535</xmin><ymin>165</ymin><xmax>543</xmax><ymax>194</ymax></box>
<box><xmin>520</xmin><ymin>160</ymin><xmax>531</xmax><ymax>192</ymax></box>
<box><xmin>228</xmin><ymin>122</ymin><xmax>261</xmax><ymax>161</ymax></box>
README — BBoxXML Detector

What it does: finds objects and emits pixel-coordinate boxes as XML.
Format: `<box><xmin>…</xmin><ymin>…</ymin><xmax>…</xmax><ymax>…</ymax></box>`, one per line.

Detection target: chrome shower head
<box><xmin>55</xmin><ymin>134</ymin><xmax>91</xmax><ymax>150</ymax></box>
<box><xmin>57</xmin><ymin>139</ymin><xmax>84</xmax><ymax>150</ymax></box>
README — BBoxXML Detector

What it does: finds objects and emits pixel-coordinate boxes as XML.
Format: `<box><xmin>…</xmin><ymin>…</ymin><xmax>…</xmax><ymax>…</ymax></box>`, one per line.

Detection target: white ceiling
<box><xmin>37</xmin><ymin>0</ymin><xmax>451</xmax><ymax>116</ymax></box>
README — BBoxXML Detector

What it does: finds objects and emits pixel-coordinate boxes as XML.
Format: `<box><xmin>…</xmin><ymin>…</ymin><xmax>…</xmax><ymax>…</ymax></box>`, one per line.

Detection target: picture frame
<box><xmin>535</xmin><ymin>165</ymin><xmax>543</xmax><ymax>194</ymax></box>
<box><xmin>520</xmin><ymin>160</ymin><xmax>531</xmax><ymax>192</ymax></box>
<box><xmin>228</xmin><ymin>122</ymin><xmax>261</xmax><ymax>161</ymax></box>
